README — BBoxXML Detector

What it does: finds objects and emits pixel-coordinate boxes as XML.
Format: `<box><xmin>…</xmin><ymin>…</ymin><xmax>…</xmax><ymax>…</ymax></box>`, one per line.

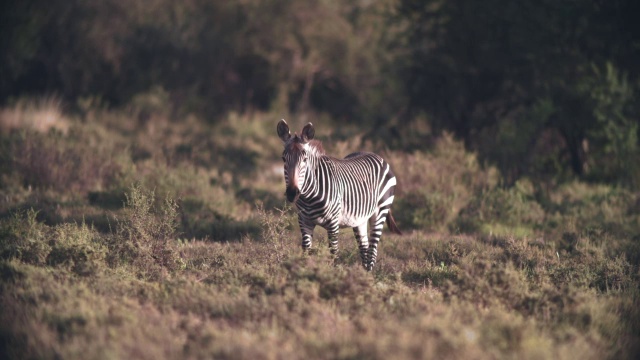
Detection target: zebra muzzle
<box><xmin>285</xmin><ymin>187</ymin><xmax>300</xmax><ymax>203</ymax></box>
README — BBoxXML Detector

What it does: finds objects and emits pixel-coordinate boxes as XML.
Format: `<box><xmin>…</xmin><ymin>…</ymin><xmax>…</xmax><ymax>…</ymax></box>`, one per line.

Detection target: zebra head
<box><xmin>277</xmin><ymin>119</ymin><xmax>315</xmax><ymax>202</ymax></box>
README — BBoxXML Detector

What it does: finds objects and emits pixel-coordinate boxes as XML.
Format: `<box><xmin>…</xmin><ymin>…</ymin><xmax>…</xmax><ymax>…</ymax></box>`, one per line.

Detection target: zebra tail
<box><xmin>386</xmin><ymin>210</ymin><xmax>402</xmax><ymax>235</ymax></box>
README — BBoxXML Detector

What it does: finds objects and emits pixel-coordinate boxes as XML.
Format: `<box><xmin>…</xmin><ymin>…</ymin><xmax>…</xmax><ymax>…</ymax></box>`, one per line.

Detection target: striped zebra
<box><xmin>277</xmin><ymin>119</ymin><xmax>401</xmax><ymax>271</ymax></box>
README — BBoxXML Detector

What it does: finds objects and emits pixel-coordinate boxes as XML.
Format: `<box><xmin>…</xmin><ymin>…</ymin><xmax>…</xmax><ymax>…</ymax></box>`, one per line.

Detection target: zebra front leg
<box><xmin>299</xmin><ymin>218</ymin><xmax>315</xmax><ymax>252</ymax></box>
<box><xmin>353</xmin><ymin>224</ymin><xmax>369</xmax><ymax>269</ymax></box>
<box><xmin>327</xmin><ymin>221</ymin><xmax>340</xmax><ymax>255</ymax></box>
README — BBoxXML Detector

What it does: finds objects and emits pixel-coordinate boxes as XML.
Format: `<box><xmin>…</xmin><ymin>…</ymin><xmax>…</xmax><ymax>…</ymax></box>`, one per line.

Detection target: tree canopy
<box><xmin>1</xmin><ymin>0</ymin><xmax>639</xmax><ymax>185</ymax></box>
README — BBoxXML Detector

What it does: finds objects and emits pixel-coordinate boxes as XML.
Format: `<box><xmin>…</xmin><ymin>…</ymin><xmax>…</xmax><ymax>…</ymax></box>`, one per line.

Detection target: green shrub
<box><xmin>47</xmin><ymin>222</ymin><xmax>106</xmax><ymax>276</ymax></box>
<box><xmin>257</xmin><ymin>202</ymin><xmax>296</xmax><ymax>242</ymax></box>
<box><xmin>255</xmin><ymin>202</ymin><xmax>296</xmax><ymax>262</ymax></box>
<box><xmin>107</xmin><ymin>183</ymin><xmax>183</xmax><ymax>278</ymax></box>
<box><xmin>0</xmin><ymin>209</ymin><xmax>50</xmax><ymax>265</ymax></box>
<box><xmin>390</xmin><ymin>134</ymin><xmax>498</xmax><ymax>231</ymax></box>
<box><xmin>584</xmin><ymin>62</ymin><xmax>640</xmax><ymax>187</ymax></box>
<box><xmin>455</xmin><ymin>180</ymin><xmax>545</xmax><ymax>235</ymax></box>
<box><xmin>0</xmin><ymin>209</ymin><xmax>107</xmax><ymax>276</ymax></box>
<box><xmin>395</xmin><ymin>190</ymin><xmax>452</xmax><ymax>231</ymax></box>
<box><xmin>544</xmin><ymin>182</ymin><xmax>640</xmax><ymax>237</ymax></box>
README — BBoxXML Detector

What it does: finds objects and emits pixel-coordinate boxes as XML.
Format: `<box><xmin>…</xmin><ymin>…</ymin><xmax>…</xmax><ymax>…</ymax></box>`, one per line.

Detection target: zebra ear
<box><xmin>277</xmin><ymin>119</ymin><xmax>291</xmax><ymax>142</ymax></box>
<box><xmin>301</xmin><ymin>122</ymin><xmax>315</xmax><ymax>142</ymax></box>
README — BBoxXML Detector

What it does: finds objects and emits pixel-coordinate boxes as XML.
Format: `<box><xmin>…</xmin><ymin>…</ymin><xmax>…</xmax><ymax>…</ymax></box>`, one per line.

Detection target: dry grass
<box><xmin>0</xmin><ymin>97</ymin><xmax>70</xmax><ymax>134</ymax></box>
<box><xmin>0</xmin><ymin>103</ymin><xmax>638</xmax><ymax>359</ymax></box>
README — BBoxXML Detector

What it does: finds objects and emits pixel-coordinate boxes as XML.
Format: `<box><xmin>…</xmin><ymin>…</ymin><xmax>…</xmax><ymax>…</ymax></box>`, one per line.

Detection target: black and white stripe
<box><xmin>277</xmin><ymin>120</ymin><xmax>401</xmax><ymax>271</ymax></box>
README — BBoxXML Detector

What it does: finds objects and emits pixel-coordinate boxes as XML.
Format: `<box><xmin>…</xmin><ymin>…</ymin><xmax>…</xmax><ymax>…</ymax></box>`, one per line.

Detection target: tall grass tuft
<box><xmin>256</xmin><ymin>202</ymin><xmax>295</xmax><ymax>262</ymax></box>
<box><xmin>0</xmin><ymin>96</ymin><xmax>68</xmax><ymax>134</ymax></box>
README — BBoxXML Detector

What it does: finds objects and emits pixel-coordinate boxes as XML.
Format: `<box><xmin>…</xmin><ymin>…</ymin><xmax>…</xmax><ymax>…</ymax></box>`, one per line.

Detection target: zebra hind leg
<box><xmin>366</xmin><ymin>209</ymin><xmax>390</xmax><ymax>271</ymax></box>
<box><xmin>353</xmin><ymin>224</ymin><xmax>369</xmax><ymax>269</ymax></box>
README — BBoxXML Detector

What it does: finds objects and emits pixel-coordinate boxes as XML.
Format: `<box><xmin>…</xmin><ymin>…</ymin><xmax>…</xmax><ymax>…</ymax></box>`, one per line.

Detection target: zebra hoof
<box><xmin>364</xmin><ymin>263</ymin><xmax>374</xmax><ymax>271</ymax></box>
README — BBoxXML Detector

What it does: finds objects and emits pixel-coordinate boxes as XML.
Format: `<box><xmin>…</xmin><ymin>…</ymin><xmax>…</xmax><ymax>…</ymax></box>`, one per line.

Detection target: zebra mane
<box><xmin>306</xmin><ymin>139</ymin><xmax>325</xmax><ymax>156</ymax></box>
<box><xmin>286</xmin><ymin>135</ymin><xmax>325</xmax><ymax>157</ymax></box>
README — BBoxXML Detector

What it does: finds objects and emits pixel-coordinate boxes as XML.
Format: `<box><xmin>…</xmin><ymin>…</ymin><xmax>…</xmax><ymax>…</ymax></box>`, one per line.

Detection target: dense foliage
<box><xmin>2</xmin><ymin>0</ymin><xmax>639</xmax><ymax>184</ymax></box>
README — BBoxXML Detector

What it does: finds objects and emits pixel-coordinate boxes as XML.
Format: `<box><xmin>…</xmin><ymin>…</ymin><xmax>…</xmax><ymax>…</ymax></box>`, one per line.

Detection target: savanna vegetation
<box><xmin>1</xmin><ymin>0</ymin><xmax>639</xmax><ymax>359</ymax></box>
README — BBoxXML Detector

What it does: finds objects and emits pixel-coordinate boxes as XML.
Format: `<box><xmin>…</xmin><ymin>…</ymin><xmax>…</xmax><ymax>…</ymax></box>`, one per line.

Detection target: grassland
<box><xmin>1</xmin><ymin>99</ymin><xmax>639</xmax><ymax>359</ymax></box>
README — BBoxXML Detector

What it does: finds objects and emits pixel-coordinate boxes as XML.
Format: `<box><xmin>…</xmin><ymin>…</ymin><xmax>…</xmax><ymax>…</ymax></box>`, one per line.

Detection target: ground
<box><xmin>0</xmin><ymin>102</ymin><xmax>638</xmax><ymax>359</ymax></box>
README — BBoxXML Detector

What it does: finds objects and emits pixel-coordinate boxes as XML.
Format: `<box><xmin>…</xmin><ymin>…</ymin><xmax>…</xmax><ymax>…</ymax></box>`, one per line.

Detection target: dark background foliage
<box><xmin>1</xmin><ymin>0</ymin><xmax>639</xmax><ymax>185</ymax></box>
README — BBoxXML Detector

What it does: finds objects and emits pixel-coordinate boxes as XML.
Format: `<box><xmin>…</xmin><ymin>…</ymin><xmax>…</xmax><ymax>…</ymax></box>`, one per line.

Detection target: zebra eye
<box><xmin>302</xmin><ymin>158</ymin><xmax>307</xmax><ymax>163</ymax></box>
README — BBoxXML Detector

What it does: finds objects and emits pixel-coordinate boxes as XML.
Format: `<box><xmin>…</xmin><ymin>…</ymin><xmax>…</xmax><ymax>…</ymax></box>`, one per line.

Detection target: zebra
<box><xmin>277</xmin><ymin>119</ymin><xmax>401</xmax><ymax>271</ymax></box>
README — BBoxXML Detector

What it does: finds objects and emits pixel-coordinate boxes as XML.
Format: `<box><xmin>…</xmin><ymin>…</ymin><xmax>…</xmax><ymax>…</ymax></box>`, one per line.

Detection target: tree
<box><xmin>395</xmin><ymin>0</ymin><xmax>640</xmax><ymax>183</ymax></box>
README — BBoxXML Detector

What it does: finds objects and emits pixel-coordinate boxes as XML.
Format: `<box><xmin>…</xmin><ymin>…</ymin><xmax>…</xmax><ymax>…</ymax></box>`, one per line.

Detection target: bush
<box><xmin>47</xmin><ymin>222</ymin><xmax>106</xmax><ymax>276</ymax></box>
<box><xmin>2</xmin><ymin>125</ymin><xmax>130</xmax><ymax>195</ymax></box>
<box><xmin>391</xmin><ymin>134</ymin><xmax>498</xmax><ymax>231</ymax></box>
<box><xmin>543</xmin><ymin>182</ymin><xmax>640</xmax><ymax>237</ymax></box>
<box><xmin>0</xmin><ymin>208</ymin><xmax>50</xmax><ymax>265</ymax></box>
<box><xmin>455</xmin><ymin>179</ymin><xmax>545</xmax><ymax>235</ymax></box>
<box><xmin>0</xmin><ymin>209</ymin><xmax>107</xmax><ymax>277</ymax></box>
<box><xmin>396</xmin><ymin>190</ymin><xmax>454</xmax><ymax>232</ymax></box>
<box><xmin>107</xmin><ymin>183</ymin><xmax>183</xmax><ymax>279</ymax></box>
<box><xmin>256</xmin><ymin>202</ymin><xmax>296</xmax><ymax>262</ymax></box>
